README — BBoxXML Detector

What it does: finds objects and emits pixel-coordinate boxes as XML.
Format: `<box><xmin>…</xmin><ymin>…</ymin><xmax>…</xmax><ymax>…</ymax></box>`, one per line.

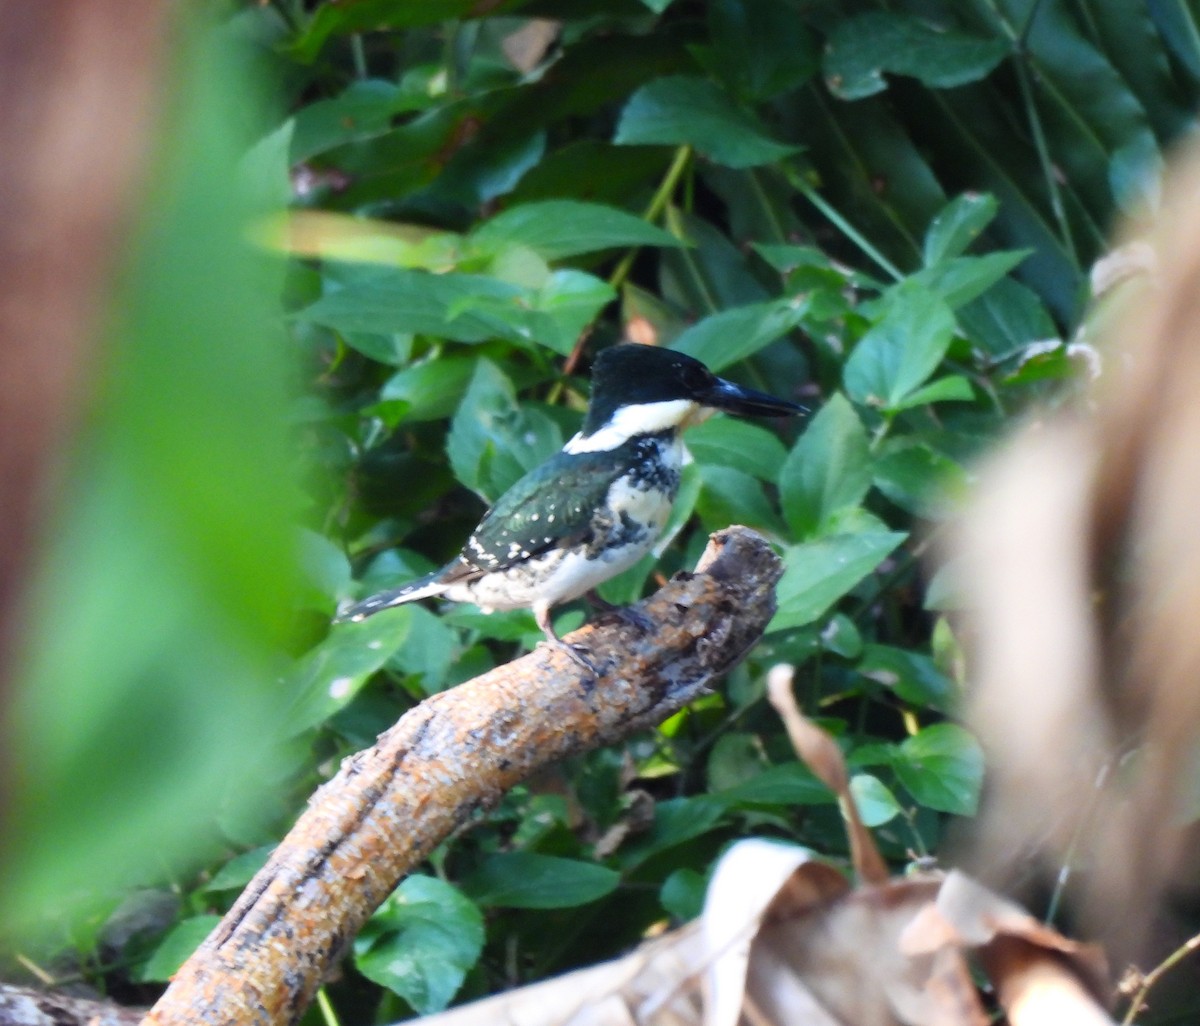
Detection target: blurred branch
<box><xmin>145</xmin><ymin>526</ymin><xmax>784</xmax><ymax>1026</ymax></box>
<box><xmin>0</xmin><ymin>983</ymin><xmax>144</xmax><ymax>1026</ymax></box>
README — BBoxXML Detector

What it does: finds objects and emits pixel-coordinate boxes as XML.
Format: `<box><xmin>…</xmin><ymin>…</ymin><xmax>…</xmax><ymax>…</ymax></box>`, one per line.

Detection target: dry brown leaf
<box><xmin>982</xmin><ymin>937</ymin><xmax>1117</xmax><ymax>1026</ymax></box>
<box><xmin>409</xmin><ymin>921</ymin><xmax>709</xmax><ymax>1026</ymax></box>
<box><xmin>409</xmin><ymin>839</ymin><xmax>1116</xmax><ymax>1026</ymax></box>
<box><xmin>766</xmin><ymin>664</ymin><xmax>890</xmax><ymax>885</ymax></box>
<box><xmin>501</xmin><ymin>19</ymin><xmax>561</xmax><ymax>74</ymax></box>
<box><xmin>1089</xmin><ymin>240</ymin><xmax>1156</xmax><ymax>298</ymax></box>
<box><xmin>902</xmin><ymin>870</ymin><xmax>1109</xmax><ymax>998</ymax></box>
<box><xmin>745</xmin><ymin>870</ymin><xmax>977</xmax><ymax>1026</ymax></box>
<box><xmin>702</xmin><ymin>839</ymin><xmax>851</xmax><ymax>1026</ymax></box>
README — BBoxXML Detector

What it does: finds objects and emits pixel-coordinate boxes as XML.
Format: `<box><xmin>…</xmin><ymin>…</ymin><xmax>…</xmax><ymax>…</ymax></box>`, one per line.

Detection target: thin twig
<box><xmin>1120</xmin><ymin>930</ymin><xmax>1200</xmax><ymax>1026</ymax></box>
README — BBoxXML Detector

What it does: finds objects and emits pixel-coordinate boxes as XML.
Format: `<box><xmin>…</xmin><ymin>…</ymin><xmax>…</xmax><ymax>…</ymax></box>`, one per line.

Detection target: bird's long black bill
<box><xmin>699</xmin><ymin>377</ymin><xmax>806</xmax><ymax>418</ymax></box>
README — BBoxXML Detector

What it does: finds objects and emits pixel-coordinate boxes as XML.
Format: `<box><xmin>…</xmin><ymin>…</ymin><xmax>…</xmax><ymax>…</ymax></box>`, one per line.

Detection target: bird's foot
<box><xmin>534</xmin><ymin>603</ymin><xmax>602</xmax><ymax>674</ymax></box>
<box><xmin>584</xmin><ymin>590</ymin><xmax>653</xmax><ymax>634</ymax></box>
<box><xmin>542</xmin><ymin>637</ymin><xmax>600</xmax><ymax>675</ymax></box>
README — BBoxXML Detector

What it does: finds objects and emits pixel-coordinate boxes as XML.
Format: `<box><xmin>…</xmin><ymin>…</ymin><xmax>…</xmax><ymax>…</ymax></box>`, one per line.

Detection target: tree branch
<box><xmin>0</xmin><ymin>983</ymin><xmax>144</xmax><ymax>1026</ymax></box>
<box><xmin>144</xmin><ymin>526</ymin><xmax>783</xmax><ymax>1026</ymax></box>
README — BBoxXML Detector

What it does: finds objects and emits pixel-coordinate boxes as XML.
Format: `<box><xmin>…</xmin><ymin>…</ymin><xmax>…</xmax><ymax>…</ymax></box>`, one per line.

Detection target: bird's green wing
<box><xmin>450</xmin><ymin>445</ymin><xmax>638</xmax><ymax>577</ymax></box>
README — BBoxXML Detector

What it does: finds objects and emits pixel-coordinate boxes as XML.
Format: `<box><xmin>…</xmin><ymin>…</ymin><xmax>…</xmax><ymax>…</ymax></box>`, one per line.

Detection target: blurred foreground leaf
<box><xmin>2</xmin><ymin>25</ymin><xmax>302</xmax><ymax>938</ymax></box>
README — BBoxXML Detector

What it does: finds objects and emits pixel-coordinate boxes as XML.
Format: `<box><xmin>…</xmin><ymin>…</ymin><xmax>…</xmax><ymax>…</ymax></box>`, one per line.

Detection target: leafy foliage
<box><xmin>9</xmin><ymin>0</ymin><xmax>1200</xmax><ymax>1020</ymax></box>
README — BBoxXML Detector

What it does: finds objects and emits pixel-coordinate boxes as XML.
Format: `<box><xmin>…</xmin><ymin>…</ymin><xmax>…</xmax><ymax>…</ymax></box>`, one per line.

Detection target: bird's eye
<box><xmin>680</xmin><ymin>363</ymin><xmax>712</xmax><ymax>391</ymax></box>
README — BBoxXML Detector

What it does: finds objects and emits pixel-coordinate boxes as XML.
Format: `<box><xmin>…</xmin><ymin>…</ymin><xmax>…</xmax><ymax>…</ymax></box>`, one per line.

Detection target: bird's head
<box><xmin>566</xmin><ymin>344</ymin><xmax>804</xmax><ymax>453</ymax></box>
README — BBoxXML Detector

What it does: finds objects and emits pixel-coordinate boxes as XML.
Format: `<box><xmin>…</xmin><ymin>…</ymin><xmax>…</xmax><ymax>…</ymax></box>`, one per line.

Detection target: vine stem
<box><xmin>790</xmin><ymin>174</ymin><xmax>904</xmax><ymax>282</ymax></box>
<box><xmin>1121</xmin><ymin>931</ymin><xmax>1200</xmax><ymax>1026</ymax></box>
<box><xmin>556</xmin><ymin>145</ymin><xmax>693</xmax><ymax>386</ymax></box>
<box><xmin>607</xmin><ymin>144</ymin><xmax>693</xmax><ymax>296</ymax></box>
<box><xmin>977</xmin><ymin>0</ymin><xmax>1078</xmax><ymax>268</ymax></box>
<box><xmin>316</xmin><ymin>988</ymin><xmax>341</xmax><ymax>1026</ymax></box>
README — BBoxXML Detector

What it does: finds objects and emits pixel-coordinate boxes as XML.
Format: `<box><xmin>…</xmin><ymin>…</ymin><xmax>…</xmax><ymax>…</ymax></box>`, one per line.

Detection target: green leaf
<box><xmin>140</xmin><ymin>916</ymin><xmax>221</xmax><ymax>982</ymax></box>
<box><xmin>1082</xmin><ymin>3</ymin><xmax>1191</xmax><ymax>142</ymax></box>
<box><xmin>338</xmin><ymin>329</ymin><xmax>415</xmax><ymax>367</ymax></box>
<box><xmin>824</xmin><ymin>12</ymin><xmax>1008</xmax><ymax>100</ymax></box>
<box><xmin>715</xmin><ymin>762</ymin><xmax>836</xmax><ymax>806</ymax></box>
<box><xmin>618</xmin><ymin>797</ymin><xmax>727</xmax><ymax>869</ymax></box>
<box><xmin>821</xmin><ymin>613</ymin><xmax>863</xmax><ymax>659</ymax></box>
<box><xmin>888</xmin><ymin>375</ymin><xmax>974</xmax><ymax>412</ymax></box>
<box><xmin>707</xmin><ymin>732</ymin><xmax>769</xmax><ymax>792</ymax></box>
<box><xmin>289</xmin><ymin>0</ymin><xmax>509</xmax><ymax>60</ymax></box>
<box><xmin>354</xmin><ymin>876</ymin><xmax>484</xmax><ymax>1015</ymax></box>
<box><xmin>446</xmin><ymin>359</ymin><xmax>564</xmax><ymax>502</ymax></box>
<box><xmin>615</xmin><ymin>75</ymin><xmax>801</xmax><ymax>168</ymax></box>
<box><xmin>530</xmin><ymin>270</ymin><xmax>617</xmax><ymax>356</ymax></box>
<box><xmin>387</xmin><ymin>605</ymin><xmax>459</xmax><ymax>694</ymax></box>
<box><xmin>299</xmin><ymin>264</ymin><xmax>609</xmax><ymax>355</ymax></box>
<box><xmin>298</xmin><ymin>266</ymin><xmax>525</xmax><ymax>344</ymax></box>
<box><xmin>285</xmin><ymin>609</ymin><xmax>419</xmax><ymax>734</ymax></box>
<box><xmin>379</xmin><ymin>355</ymin><xmax>476</xmax><ymax>424</ymax></box>
<box><xmin>958</xmin><ymin>276</ymin><xmax>1058</xmax><ymax>361</ymax></box>
<box><xmin>290</xmin><ymin>79</ymin><xmax>426</xmax><ymax>163</ymax></box>
<box><xmin>203</xmin><ymin>846</ymin><xmax>273</xmax><ymax>893</ymax></box>
<box><xmin>696</xmin><ymin>465</ymin><xmax>785</xmax><ymax>535</ymax></box>
<box><xmin>873</xmin><ymin>442</ymin><xmax>969</xmax><ymax>518</ymax></box>
<box><xmin>660</xmin><ymin>868</ymin><xmax>707</xmax><ymax>921</ymax></box>
<box><xmin>472</xmin><ymin>200</ymin><xmax>683</xmax><ymax>260</ymax></box>
<box><xmin>463</xmin><ymin>852</ymin><xmax>621</xmax><ymax>909</ymax></box>
<box><xmin>685</xmin><ymin>417</ymin><xmax>788</xmax><ymax>481</ymax></box>
<box><xmin>779</xmin><ymin>393</ymin><xmax>871</xmax><ymax>539</ymax></box>
<box><xmin>894</xmin><ymin>724</ymin><xmax>984</xmax><ymax>816</ymax></box>
<box><xmin>910</xmin><ymin>251</ymin><xmax>1031</xmax><ymax>310</ymax></box>
<box><xmin>663</xmin><ymin>210</ymin><xmax>772</xmax><ymax>310</ymax></box>
<box><xmin>849</xmin><ymin>774</ymin><xmax>902</xmax><ymax>828</ymax></box>
<box><xmin>770</xmin><ymin>531</ymin><xmax>907</xmax><ymax>633</ymax></box>
<box><xmin>843</xmin><ymin>284</ymin><xmax>956</xmax><ymax>410</ymax></box>
<box><xmin>699</xmin><ymin>0</ymin><xmax>818</xmax><ymax>100</ymax></box>
<box><xmin>298</xmin><ymin>529</ymin><xmax>352</xmax><ymax>610</ymax></box>
<box><xmin>923</xmin><ymin>193</ymin><xmax>999</xmax><ymax>266</ymax></box>
<box><xmin>671</xmin><ymin>298</ymin><xmax>806</xmax><ymax>371</ymax></box>
<box><xmin>857</xmin><ymin>644</ymin><xmax>954</xmax><ymax>713</ymax></box>
<box><xmin>1109</xmin><ymin>133</ymin><xmax>1164</xmax><ymax>213</ymax></box>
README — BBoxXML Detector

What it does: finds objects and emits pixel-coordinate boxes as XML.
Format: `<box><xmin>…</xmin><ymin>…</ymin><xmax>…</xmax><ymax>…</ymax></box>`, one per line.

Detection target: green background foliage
<box><xmin>4</xmin><ymin>0</ymin><xmax>1198</xmax><ymax>1021</ymax></box>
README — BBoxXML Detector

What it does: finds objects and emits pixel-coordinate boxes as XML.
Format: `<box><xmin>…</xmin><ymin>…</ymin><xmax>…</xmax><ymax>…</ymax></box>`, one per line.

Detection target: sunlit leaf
<box><xmin>843</xmin><ymin>283</ymin><xmax>956</xmax><ymax>410</ymax></box>
<box><xmin>770</xmin><ymin>532</ymin><xmax>907</xmax><ymax>633</ymax></box>
<box><xmin>473</xmin><ymin>199</ymin><xmax>684</xmax><ymax>260</ymax></box>
<box><xmin>894</xmin><ymin>724</ymin><xmax>984</xmax><ymax>816</ymax></box>
<box><xmin>354</xmin><ymin>876</ymin><xmax>484</xmax><ymax>1015</ymax></box>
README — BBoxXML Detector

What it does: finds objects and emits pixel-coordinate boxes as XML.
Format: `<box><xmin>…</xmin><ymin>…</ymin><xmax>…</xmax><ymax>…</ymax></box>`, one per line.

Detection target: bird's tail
<box><xmin>332</xmin><ymin>571</ymin><xmax>447</xmax><ymax>624</ymax></box>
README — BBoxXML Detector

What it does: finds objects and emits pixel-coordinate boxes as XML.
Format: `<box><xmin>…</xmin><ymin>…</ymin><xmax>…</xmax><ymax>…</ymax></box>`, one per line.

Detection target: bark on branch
<box><xmin>144</xmin><ymin>526</ymin><xmax>784</xmax><ymax>1026</ymax></box>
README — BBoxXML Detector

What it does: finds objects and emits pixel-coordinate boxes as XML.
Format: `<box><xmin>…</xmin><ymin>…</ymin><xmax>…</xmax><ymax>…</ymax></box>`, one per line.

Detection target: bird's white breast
<box><xmin>449</xmin><ymin>437</ymin><xmax>683</xmax><ymax>613</ymax></box>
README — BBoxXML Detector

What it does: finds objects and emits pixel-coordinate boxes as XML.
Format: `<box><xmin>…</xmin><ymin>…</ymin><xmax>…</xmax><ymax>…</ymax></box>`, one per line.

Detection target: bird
<box><xmin>335</xmin><ymin>343</ymin><xmax>804</xmax><ymax>669</ymax></box>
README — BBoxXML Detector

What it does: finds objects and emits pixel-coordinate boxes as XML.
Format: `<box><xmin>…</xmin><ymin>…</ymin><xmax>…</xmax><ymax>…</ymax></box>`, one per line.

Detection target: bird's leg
<box><xmin>584</xmin><ymin>589</ymin><xmax>654</xmax><ymax>634</ymax></box>
<box><xmin>534</xmin><ymin>602</ymin><xmax>599</xmax><ymax>674</ymax></box>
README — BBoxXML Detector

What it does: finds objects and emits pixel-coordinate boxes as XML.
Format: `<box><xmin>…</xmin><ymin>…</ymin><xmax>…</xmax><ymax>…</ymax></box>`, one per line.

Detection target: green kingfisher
<box><xmin>335</xmin><ymin>344</ymin><xmax>803</xmax><ymax>667</ymax></box>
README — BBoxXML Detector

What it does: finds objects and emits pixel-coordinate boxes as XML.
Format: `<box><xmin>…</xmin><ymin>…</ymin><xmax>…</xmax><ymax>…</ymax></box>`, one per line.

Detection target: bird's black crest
<box><xmin>581</xmin><ymin>344</ymin><xmax>716</xmax><ymax>435</ymax></box>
